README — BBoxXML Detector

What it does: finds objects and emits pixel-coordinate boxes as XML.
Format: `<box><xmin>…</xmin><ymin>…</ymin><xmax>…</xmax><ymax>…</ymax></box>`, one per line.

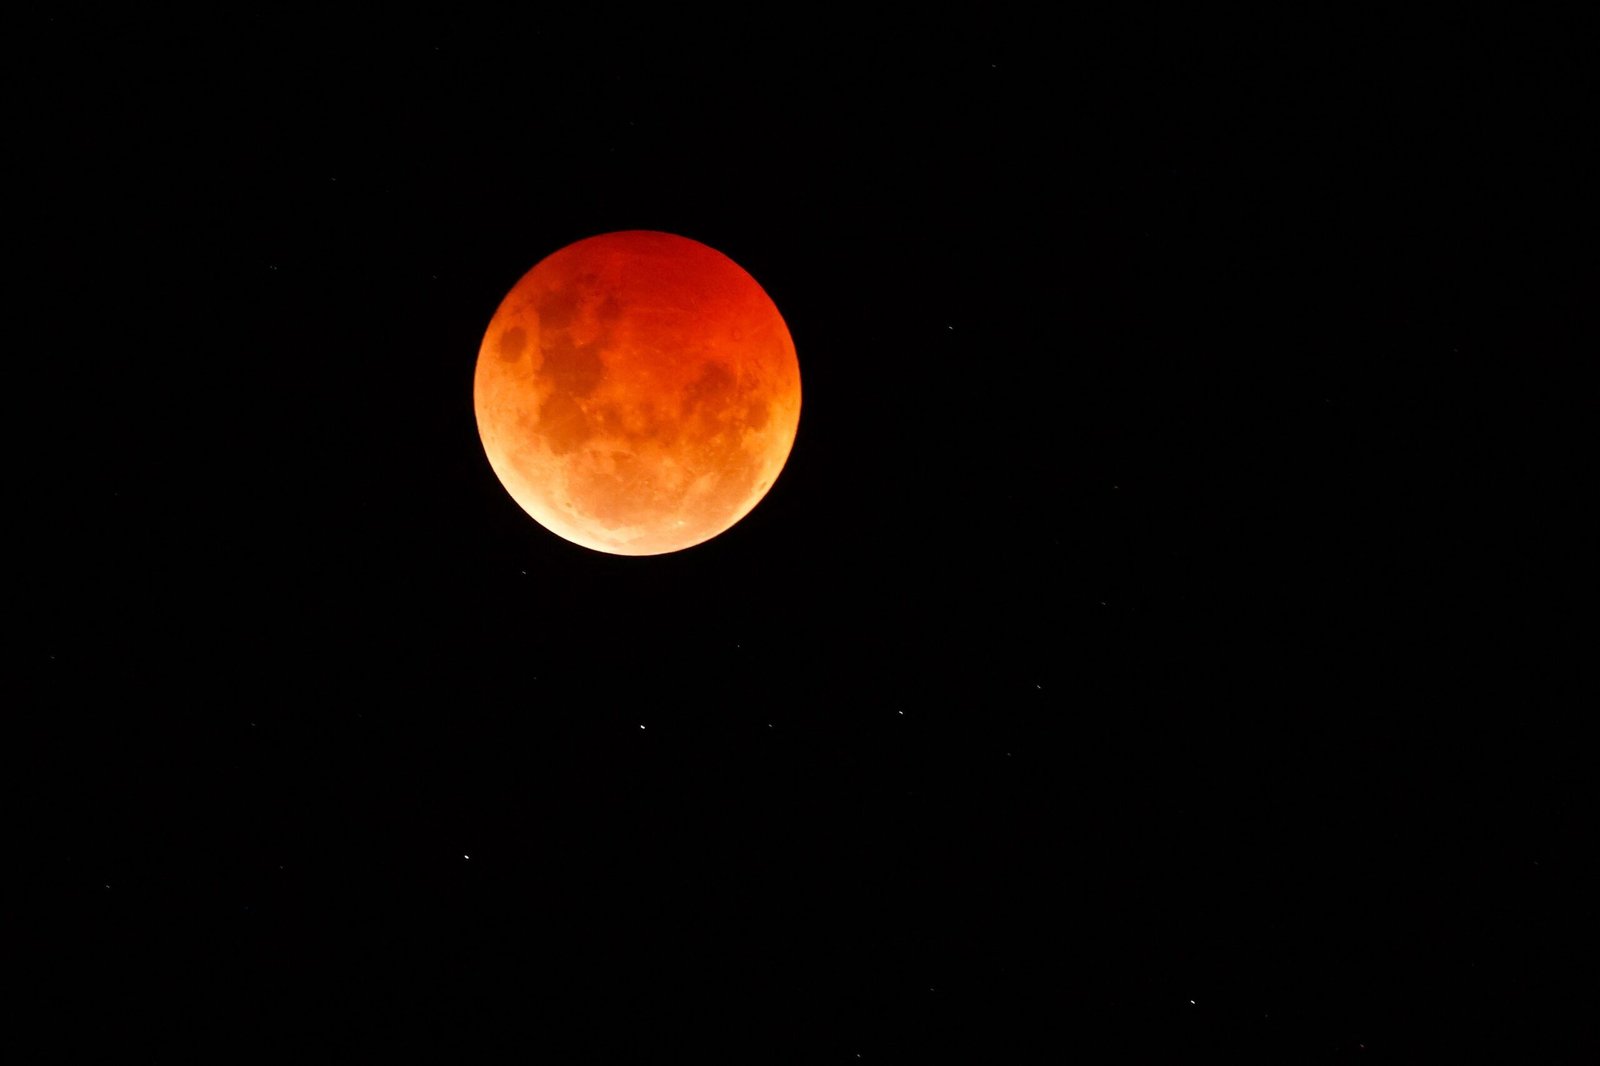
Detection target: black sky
<box><xmin>18</xmin><ymin>13</ymin><xmax>1595</xmax><ymax>1060</ymax></box>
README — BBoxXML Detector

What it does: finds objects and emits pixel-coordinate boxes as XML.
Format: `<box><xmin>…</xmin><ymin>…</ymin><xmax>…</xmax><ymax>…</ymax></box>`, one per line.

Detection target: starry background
<box><xmin>18</xmin><ymin>12</ymin><xmax>1595</xmax><ymax>1061</ymax></box>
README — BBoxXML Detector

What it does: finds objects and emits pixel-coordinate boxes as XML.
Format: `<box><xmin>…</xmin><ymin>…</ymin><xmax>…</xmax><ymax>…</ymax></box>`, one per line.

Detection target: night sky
<box><xmin>19</xmin><ymin>14</ymin><xmax>1594</xmax><ymax>1060</ymax></box>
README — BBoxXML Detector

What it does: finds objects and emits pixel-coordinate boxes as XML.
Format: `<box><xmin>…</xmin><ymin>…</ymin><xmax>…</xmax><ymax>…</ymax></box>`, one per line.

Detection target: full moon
<box><xmin>474</xmin><ymin>231</ymin><xmax>801</xmax><ymax>555</ymax></box>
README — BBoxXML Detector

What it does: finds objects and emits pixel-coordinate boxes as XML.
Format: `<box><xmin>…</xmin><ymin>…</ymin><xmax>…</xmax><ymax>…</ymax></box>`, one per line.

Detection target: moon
<box><xmin>473</xmin><ymin>231</ymin><xmax>801</xmax><ymax>555</ymax></box>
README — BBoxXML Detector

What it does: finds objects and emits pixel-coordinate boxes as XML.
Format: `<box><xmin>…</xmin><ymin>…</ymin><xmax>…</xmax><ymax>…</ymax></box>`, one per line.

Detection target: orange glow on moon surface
<box><xmin>474</xmin><ymin>231</ymin><xmax>801</xmax><ymax>555</ymax></box>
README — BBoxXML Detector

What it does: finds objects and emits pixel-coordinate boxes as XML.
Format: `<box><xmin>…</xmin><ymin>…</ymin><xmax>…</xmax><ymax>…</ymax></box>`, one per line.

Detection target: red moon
<box><xmin>474</xmin><ymin>231</ymin><xmax>801</xmax><ymax>555</ymax></box>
